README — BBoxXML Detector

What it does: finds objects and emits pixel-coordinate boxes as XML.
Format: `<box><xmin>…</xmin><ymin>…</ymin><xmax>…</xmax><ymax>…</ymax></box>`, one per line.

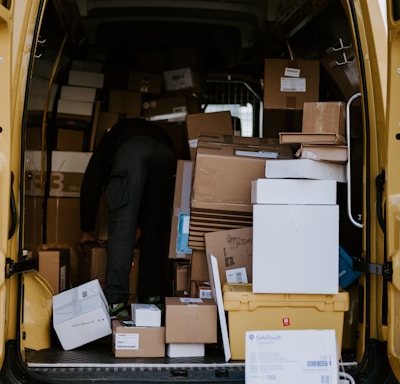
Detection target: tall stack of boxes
<box><xmin>221</xmin><ymin>99</ymin><xmax>351</xmax><ymax>360</ymax></box>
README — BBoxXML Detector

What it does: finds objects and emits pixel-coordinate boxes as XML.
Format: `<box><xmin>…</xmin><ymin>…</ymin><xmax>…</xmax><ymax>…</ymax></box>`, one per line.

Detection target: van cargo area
<box><xmin>1</xmin><ymin>0</ymin><xmax>397</xmax><ymax>383</ymax></box>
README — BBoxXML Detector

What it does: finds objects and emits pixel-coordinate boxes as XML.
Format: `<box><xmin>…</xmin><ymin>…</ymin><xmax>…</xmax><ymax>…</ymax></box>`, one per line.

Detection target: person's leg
<box><xmin>105</xmin><ymin>136</ymin><xmax>150</xmax><ymax>305</ymax></box>
<box><xmin>137</xmin><ymin>140</ymin><xmax>176</xmax><ymax>299</ymax></box>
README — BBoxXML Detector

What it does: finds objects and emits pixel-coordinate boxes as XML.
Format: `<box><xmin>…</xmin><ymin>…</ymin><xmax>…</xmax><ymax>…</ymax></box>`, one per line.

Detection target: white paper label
<box><xmin>226</xmin><ymin>267</ymin><xmax>248</xmax><ymax>284</ymax></box>
<box><xmin>284</xmin><ymin>67</ymin><xmax>300</xmax><ymax>78</ymax></box>
<box><xmin>115</xmin><ymin>333</ymin><xmax>139</xmax><ymax>350</ymax></box>
<box><xmin>280</xmin><ymin>77</ymin><xmax>306</xmax><ymax>92</ymax></box>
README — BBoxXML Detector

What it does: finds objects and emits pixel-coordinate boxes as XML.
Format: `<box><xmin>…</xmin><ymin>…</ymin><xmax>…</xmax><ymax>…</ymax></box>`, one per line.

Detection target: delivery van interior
<box><xmin>3</xmin><ymin>0</ymin><xmax>397</xmax><ymax>383</ymax></box>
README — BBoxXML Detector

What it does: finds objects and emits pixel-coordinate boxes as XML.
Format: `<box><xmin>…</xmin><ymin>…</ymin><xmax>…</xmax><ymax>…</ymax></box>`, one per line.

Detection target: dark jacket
<box><xmin>80</xmin><ymin>118</ymin><xmax>175</xmax><ymax>232</ymax></box>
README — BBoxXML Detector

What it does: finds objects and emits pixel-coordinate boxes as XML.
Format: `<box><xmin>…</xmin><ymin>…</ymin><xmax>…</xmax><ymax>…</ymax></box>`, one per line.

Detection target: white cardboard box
<box><xmin>57</xmin><ymin>99</ymin><xmax>94</xmax><ymax>116</ymax></box>
<box><xmin>131</xmin><ymin>303</ymin><xmax>162</xmax><ymax>327</ymax></box>
<box><xmin>166</xmin><ymin>343</ymin><xmax>205</xmax><ymax>357</ymax></box>
<box><xmin>265</xmin><ymin>159</ymin><xmax>346</xmax><ymax>183</ymax></box>
<box><xmin>52</xmin><ymin>279</ymin><xmax>112</xmax><ymax>350</ymax></box>
<box><xmin>68</xmin><ymin>69</ymin><xmax>104</xmax><ymax>89</ymax></box>
<box><xmin>253</xmin><ymin>204</ymin><xmax>339</xmax><ymax>294</ymax></box>
<box><xmin>60</xmin><ymin>85</ymin><xmax>97</xmax><ymax>103</ymax></box>
<box><xmin>245</xmin><ymin>329</ymin><xmax>339</xmax><ymax>384</ymax></box>
<box><xmin>251</xmin><ymin>178</ymin><xmax>337</xmax><ymax>205</ymax></box>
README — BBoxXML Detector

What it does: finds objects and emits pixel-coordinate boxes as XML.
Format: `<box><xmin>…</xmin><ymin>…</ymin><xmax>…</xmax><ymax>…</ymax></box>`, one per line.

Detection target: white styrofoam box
<box><xmin>251</xmin><ymin>178</ymin><xmax>337</xmax><ymax>205</ymax></box>
<box><xmin>245</xmin><ymin>329</ymin><xmax>339</xmax><ymax>384</ymax></box>
<box><xmin>166</xmin><ymin>343</ymin><xmax>205</xmax><ymax>357</ymax></box>
<box><xmin>51</xmin><ymin>151</ymin><xmax>92</xmax><ymax>173</ymax></box>
<box><xmin>57</xmin><ymin>99</ymin><xmax>94</xmax><ymax>117</ymax></box>
<box><xmin>265</xmin><ymin>159</ymin><xmax>346</xmax><ymax>183</ymax></box>
<box><xmin>60</xmin><ymin>85</ymin><xmax>97</xmax><ymax>103</ymax></box>
<box><xmin>52</xmin><ymin>279</ymin><xmax>112</xmax><ymax>350</ymax></box>
<box><xmin>68</xmin><ymin>69</ymin><xmax>104</xmax><ymax>89</ymax></box>
<box><xmin>131</xmin><ymin>303</ymin><xmax>162</xmax><ymax>327</ymax></box>
<box><xmin>253</xmin><ymin>204</ymin><xmax>339</xmax><ymax>294</ymax></box>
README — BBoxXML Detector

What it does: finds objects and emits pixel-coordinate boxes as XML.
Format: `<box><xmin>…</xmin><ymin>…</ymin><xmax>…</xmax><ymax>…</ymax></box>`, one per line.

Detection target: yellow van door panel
<box><xmin>385</xmin><ymin>1</ymin><xmax>400</xmax><ymax>378</ymax></box>
<box><xmin>0</xmin><ymin>0</ymin><xmax>45</xmax><ymax>369</ymax></box>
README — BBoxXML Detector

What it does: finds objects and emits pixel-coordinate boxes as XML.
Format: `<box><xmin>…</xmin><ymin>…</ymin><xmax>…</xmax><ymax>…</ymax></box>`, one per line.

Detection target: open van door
<box><xmin>384</xmin><ymin>1</ymin><xmax>400</xmax><ymax>380</ymax></box>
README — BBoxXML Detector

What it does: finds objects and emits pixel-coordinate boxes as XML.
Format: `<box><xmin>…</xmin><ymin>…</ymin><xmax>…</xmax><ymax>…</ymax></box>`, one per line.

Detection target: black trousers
<box><xmin>104</xmin><ymin>136</ymin><xmax>176</xmax><ymax>304</ymax></box>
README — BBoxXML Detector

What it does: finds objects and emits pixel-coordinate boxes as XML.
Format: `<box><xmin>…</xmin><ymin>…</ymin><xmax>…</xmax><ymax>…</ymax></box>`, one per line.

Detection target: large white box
<box><xmin>245</xmin><ymin>329</ymin><xmax>339</xmax><ymax>384</ymax></box>
<box><xmin>251</xmin><ymin>178</ymin><xmax>337</xmax><ymax>205</ymax></box>
<box><xmin>253</xmin><ymin>204</ymin><xmax>339</xmax><ymax>294</ymax></box>
<box><xmin>265</xmin><ymin>159</ymin><xmax>346</xmax><ymax>183</ymax></box>
<box><xmin>131</xmin><ymin>303</ymin><xmax>162</xmax><ymax>327</ymax></box>
<box><xmin>52</xmin><ymin>279</ymin><xmax>112</xmax><ymax>350</ymax></box>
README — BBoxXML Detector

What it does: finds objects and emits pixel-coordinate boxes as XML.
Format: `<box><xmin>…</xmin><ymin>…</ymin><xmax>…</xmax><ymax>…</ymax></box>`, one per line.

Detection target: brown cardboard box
<box><xmin>263</xmin><ymin>59</ymin><xmax>320</xmax><ymax>109</ymax></box>
<box><xmin>192</xmin><ymin>145</ymin><xmax>268</xmax><ymax>205</ymax></box>
<box><xmin>142</xmin><ymin>95</ymin><xmax>188</xmax><ymax>120</ymax></box>
<box><xmin>190</xmin><ymin>250</ymin><xmax>209</xmax><ymax>281</ymax></box>
<box><xmin>173</xmin><ymin>261</ymin><xmax>190</xmax><ymax>292</ymax></box>
<box><xmin>169</xmin><ymin>160</ymin><xmax>193</xmax><ymax>259</ymax></box>
<box><xmin>188</xmin><ymin>204</ymin><xmax>253</xmax><ymax>251</ymax></box>
<box><xmin>165</xmin><ymin>297</ymin><xmax>217</xmax><ymax>343</ymax></box>
<box><xmin>262</xmin><ymin>109</ymin><xmax>303</xmax><ymax>139</ymax></box>
<box><xmin>108</xmin><ymin>89</ymin><xmax>142</xmax><ymax>115</ymax></box>
<box><xmin>204</xmin><ymin>227</ymin><xmax>252</xmax><ymax>286</ymax></box>
<box><xmin>38</xmin><ymin>248</ymin><xmax>70</xmax><ymax>294</ymax></box>
<box><xmin>24</xmin><ymin>196</ymin><xmax>44</xmax><ymax>250</ymax></box>
<box><xmin>185</xmin><ymin>111</ymin><xmax>233</xmax><ymax>160</ymax></box>
<box><xmin>112</xmin><ymin>320</ymin><xmax>165</xmax><ymax>358</ymax></box>
<box><xmin>302</xmin><ymin>101</ymin><xmax>346</xmax><ymax>135</ymax></box>
<box><xmin>46</xmin><ymin>197</ymin><xmax>81</xmax><ymax>244</ymax></box>
<box><xmin>128</xmin><ymin>71</ymin><xmax>163</xmax><ymax>94</ymax></box>
<box><xmin>56</xmin><ymin>128</ymin><xmax>85</xmax><ymax>152</ymax></box>
<box><xmin>79</xmin><ymin>245</ymin><xmax>107</xmax><ymax>287</ymax></box>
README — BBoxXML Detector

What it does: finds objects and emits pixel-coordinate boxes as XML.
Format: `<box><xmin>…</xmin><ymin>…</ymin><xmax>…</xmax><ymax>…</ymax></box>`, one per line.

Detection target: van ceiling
<box><xmin>55</xmin><ymin>0</ymin><xmax>336</xmax><ymax>75</ymax></box>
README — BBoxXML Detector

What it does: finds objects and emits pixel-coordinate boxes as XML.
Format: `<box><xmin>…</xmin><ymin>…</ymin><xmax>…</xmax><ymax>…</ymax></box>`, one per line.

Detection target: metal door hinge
<box><xmin>353</xmin><ymin>259</ymin><xmax>392</xmax><ymax>281</ymax></box>
<box><xmin>5</xmin><ymin>258</ymin><xmax>37</xmax><ymax>279</ymax></box>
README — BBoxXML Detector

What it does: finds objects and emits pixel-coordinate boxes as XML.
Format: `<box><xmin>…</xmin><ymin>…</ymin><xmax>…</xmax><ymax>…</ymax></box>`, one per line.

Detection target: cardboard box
<box><xmin>192</xmin><ymin>145</ymin><xmax>269</xmax><ymax>205</ymax></box>
<box><xmin>166</xmin><ymin>343</ymin><xmax>205</xmax><ymax>357</ymax></box>
<box><xmin>302</xmin><ymin>101</ymin><xmax>346</xmax><ymax>135</ymax></box>
<box><xmin>265</xmin><ymin>158</ymin><xmax>347</xmax><ymax>183</ymax></box>
<box><xmin>68</xmin><ymin>70</ymin><xmax>104</xmax><ymax>89</ymax></box>
<box><xmin>224</xmin><ymin>283</ymin><xmax>348</xmax><ymax>361</ymax></box>
<box><xmin>79</xmin><ymin>245</ymin><xmax>107</xmax><ymax>287</ymax></box>
<box><xmin>245</xmin><ymin>329</ymin><xmax>339</xmax><ymax>383</ymax></box>
<box><xmin>131</xmin><ymin>304</ymin><xmax>162</xmax><ymax>327</ymax></box>
<box><xmin>56</xmin><ymin>128</ymin><xmax>85</xmax><ymax>152</ymax></box>
<box><xmin>204</xmin><ymin>227</ymin><xmax>252</xmax><ymax>286</ymax></box>
<box><xmin>38</xmin><ymin>248</ymin><xmax>70</xmax><ymax>294</ymax></box>
<box><xmin>279</xmin><ymin>132</ymin><xmax>346</xmax><ymax>145</ymax></box>
<box><xmin>169</xmin><ymin>160</ymin><xmax>193</xmax><ymax>259</ymax></box>
<box><xmin>46</xmin><ymin>197</ymin><xmax>81</xmax><ymax>244</ymax></box>
<box><xmin>128</xmin><ymin>71</ymin><xmax>163</xmax><ymax>94</ymax></box>
<box><xmin>165</xmin><ymin>297</ymin><xmax>217</xmax><ymax>343</ymax></box>
<box><xmin>263</xmin><ymin>59</ymin><xmax>320</xmax><ymax>109</ymax></box>
<box><xmin>49</xmin><ymin>151</ymin><xmax>92</xmax><ymax>197</ymax></box>
<box><xmin>112</xmin><ymin>320</ymin><xmax>165</xmax><ymax>358</ymax></box>
<box><xmin>163</xmin><ymin>67</ymin><xmax>202</xmax><ymax>93</ymax></box>
<box><xmin>108</xmin><ymin>89</ymin><xmax>142</xmax><ymax>115</ymax></box>
<box><xmin>53</xmin><ymin>279</ymin><xmax>112</xmax><ymax>350</ymax></box>
<box><xmin>186</xmin><ymin>111</ymin><xmax>233</xmax><ymax>160</ymax></box>
<box><xmin>296</xmin><ymin>144</ymin><xmax>348</xmax><ymax>163</ymax></box>
<box><xmin>251</xmin><ymin>178</ymin><xmax>337</xmax><ymax>205</ymax></box>
<box><xmin>253</xmin><ymin>204</ymin><xmax>339</xmax><ymax>294</ymax></box>
<box><xmin>189</xmin><ymin>206</ymin><xmax>253</xmax><ymax>251</ymax></box>
<box><xmin>190</xmin><ymin>250</ymin><xmax>209</xmax><ymax>282</ymax></box>
<box><xmin>142</xmin><ymin>95</ymin><xmax>188</xmax><ymax>121</ymax></box>
<box><xmin>173</xmin><ymin>262</ymin><xmax>190</xmax><ymax>292</ymax></box>
<box><xmin>60</xmin><ymin>85</ymin><xmax>97</xmax><ymax>103</ymax></box>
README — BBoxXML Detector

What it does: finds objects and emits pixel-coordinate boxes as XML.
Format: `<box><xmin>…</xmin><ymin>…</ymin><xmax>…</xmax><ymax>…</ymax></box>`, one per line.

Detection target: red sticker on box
<box><xmin>282</xmin><ymin>317</ymin><xmax>290</xmax><ymax>326</ymax></box>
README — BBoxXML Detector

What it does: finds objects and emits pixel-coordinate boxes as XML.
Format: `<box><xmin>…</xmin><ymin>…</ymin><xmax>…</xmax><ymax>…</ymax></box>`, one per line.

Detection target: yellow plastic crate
<box><xmin>223</xmin><ymin>283</ymin><xmax>349</xmax><ymax>360</ymax></box>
